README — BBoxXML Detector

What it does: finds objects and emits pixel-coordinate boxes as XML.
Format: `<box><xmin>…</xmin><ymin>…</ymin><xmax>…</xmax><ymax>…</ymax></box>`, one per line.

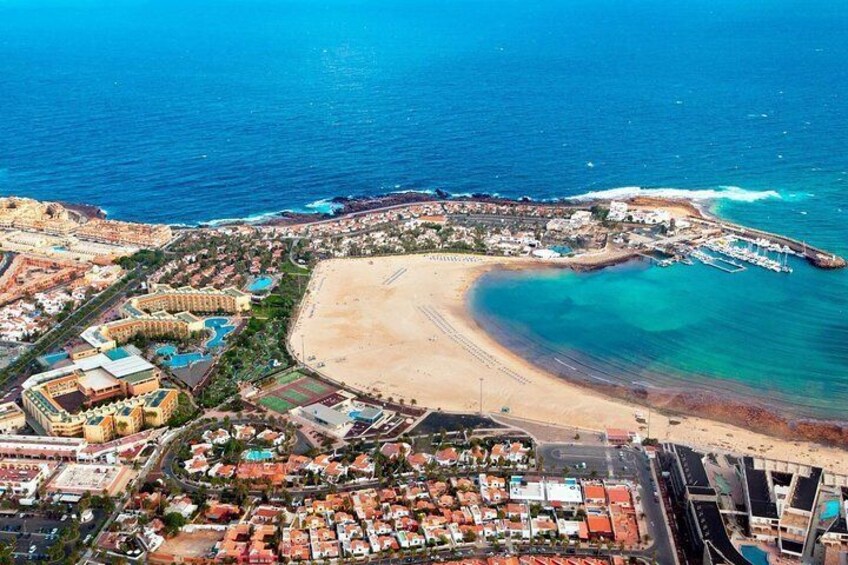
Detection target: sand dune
<box><xmin>291</xmin><ymin>253</ymin><xmax>848</xmax><ymax>474</ymax></box>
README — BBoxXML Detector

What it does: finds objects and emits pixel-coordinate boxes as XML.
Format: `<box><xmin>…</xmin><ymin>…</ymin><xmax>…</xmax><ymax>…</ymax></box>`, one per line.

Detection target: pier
<box><xmin>695</xmin><ymin>218</ymin><xmax>846</xmax><ymax>270</ymax></box>
<box><xmin>689</xmin><ymin>249</ymin><xmax>746</xmax><ymax>273</ymax></box>
<box><xmin>703</xmin><ymin>236</ymin><xmax>792</xmax><ymax>273</ymax></box>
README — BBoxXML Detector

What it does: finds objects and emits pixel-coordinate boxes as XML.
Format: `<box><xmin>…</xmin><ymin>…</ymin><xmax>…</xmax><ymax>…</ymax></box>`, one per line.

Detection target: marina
<box><xmin>703</xmin><ymin>236</ymin><xmax>793</xmax><ymax>273</ymax></box>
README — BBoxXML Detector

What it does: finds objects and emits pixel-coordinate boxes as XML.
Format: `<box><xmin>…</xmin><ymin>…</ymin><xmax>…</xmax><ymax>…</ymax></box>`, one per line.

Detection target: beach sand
<box><xmin>291</xmin><ymin>253</ymin><xmax>848</xmax><ymax>474</ymax></box>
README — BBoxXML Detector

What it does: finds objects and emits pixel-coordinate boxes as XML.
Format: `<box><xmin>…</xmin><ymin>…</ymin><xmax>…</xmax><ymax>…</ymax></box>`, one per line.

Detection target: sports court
<box><xmin>257</xmin><ymin>372</ymin><xmax>338</xmax><ymax>415</ymax></box>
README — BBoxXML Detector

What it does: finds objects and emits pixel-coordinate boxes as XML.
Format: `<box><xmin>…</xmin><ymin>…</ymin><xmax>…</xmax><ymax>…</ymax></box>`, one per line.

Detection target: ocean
<box><xmin>1</xmin><ymin>0</ymin><xmax>846</xmax><ymax>417</ymax></box>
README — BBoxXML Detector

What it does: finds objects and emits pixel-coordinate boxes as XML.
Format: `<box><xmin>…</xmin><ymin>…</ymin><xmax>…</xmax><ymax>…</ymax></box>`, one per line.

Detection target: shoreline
<box><xmin>466</xmin><ymin>261</ymin><xmax>848</xmax><ymax>434</ymax></box>
<box><xmin>467</xmin><ymin>277</ymin><xmax>848</xmax><ymax>441</ymax></box>
<box><xmin>292</xmin><ymin>253</ymin><xmax>848</xmax><ymax>474</ymax></box>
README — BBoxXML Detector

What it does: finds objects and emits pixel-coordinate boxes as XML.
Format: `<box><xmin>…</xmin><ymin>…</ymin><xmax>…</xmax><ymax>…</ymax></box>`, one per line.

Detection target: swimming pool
<box><xmin>205</xmin><ymin>317</ymin><xmax>235</xmax><ymax>348</ymax></box>
<box><xmin>247</xmin><ymin>276</ymin><xmax>274</xmax><ymax>293</ymax></box>
<box><xmin>156</xmin><ymin>344</ymin><xmax>210</xmax><ymax>369</ymax></box>
<box><xmin>155</xmin><ymin>344</ymin><xmax>177</xmax><ymax>357</ymax></box>
<box><xmin>166</xmin><ymin>352</ymin><xmax>210</xmax><ymax>369</ymax></box>
<box><xmin>104</xmin><ymin>347</ymin><xmax>131</xmax><ymax>361</ymax></box>
<box><xmin>39</xmin><ymin>351</ymin><xmax>69</xmax><ymax>367</ymax></box>
<box><xmin>740</xmin><ymin>545</ymin><xmax>769</xmax><ymax>565</ymax></box>
<box><xmin>821</xmin><ymin>499</ymin><xmax>841</xmax><ymax>521</ymax></box>
<box><xmin>243</xmin><ymin>449</ymin><xmax>274</xmax><ymax>462</ymax></box>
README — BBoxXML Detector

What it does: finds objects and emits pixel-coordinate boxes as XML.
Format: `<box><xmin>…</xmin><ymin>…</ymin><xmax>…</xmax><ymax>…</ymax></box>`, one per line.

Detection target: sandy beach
<box><xmin>291</xmin><ymin>252</ymin><xmax>848</xmax><ymax>474</ymax></box>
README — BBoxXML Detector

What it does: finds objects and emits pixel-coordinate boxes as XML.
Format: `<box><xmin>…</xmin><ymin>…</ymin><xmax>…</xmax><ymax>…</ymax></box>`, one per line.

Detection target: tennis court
<box><xmin>259</xmin><ymin>396</ymin><xmax>295</xmax><ymax>413</ymax></box>
<box><xmin>281</xmin><ymin>389</ymin><xmax>310</xmax><ymax>404</ymax></box>
<box><xmin>275</xmin><ymin>371</ymin><xmax>305</xmax><ymax>386</ymax></box>
<box><xmin>302</xmin><ymin>379</ymin><xmax>333</xmax><ymax>395</ymax></box>
<box><xmin>257</xmin><ymin>375</ymin><xmax>339</xmax><ymax>415</ymax></box>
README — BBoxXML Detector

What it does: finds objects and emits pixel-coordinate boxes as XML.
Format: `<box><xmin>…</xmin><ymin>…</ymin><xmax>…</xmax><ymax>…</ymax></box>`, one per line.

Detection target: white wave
<box><xmin>303</xmin><ymin>198</ymin><xmax>343</xmax><ymax>214</ymax></box>
<box><xmin>389</xmin><ymin>188</ymin><xmax>437</xmax><ymax>195</ymax></box>
<box><xmin>568</xmin><ymin>185</ymin><xmax>782</xmax><ymax>204</ymax></box>
<box><xmin>200</xmin><ymin>209</ymin><xmax>288</xmax><ymax>227</ymax></box>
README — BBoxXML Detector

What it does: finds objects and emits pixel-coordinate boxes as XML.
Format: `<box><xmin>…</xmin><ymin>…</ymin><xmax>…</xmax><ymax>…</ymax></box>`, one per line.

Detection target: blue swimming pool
<box><xmin>156</xmin><ymin>344</ymin><xmax>210</xmax><ymax>369</ymax></box>
<box><xmin>155</xmin><ymin>344</ymin><xmax>177</xmax><ymax>357</ymax></box>
<box><xmin>104</xmin><ymin>347</ymin><xmax>131</xmax><ymax>361</ymax></box>
<box><xmin>39</xmin><ymin>351</ymin><xmax>68</xmax><ymax>367</ymax></box>
<box><xmin>740</xmin><ymin>545</ymin><xmax>769</xmax><ymax>565</ymax></box>
<box><xmin>205</xmin><ymin>317</ymin><xmax>235</xmax><ymax>348</ymax></box>
<box><xmin>166</xmin><ymin>352</ymin><xmax>210</xmax><ymax>369</ymax></box>
<box><xmin>243</xmin><ymin>449</ymin><xmax>274</xmax><ymax>462</ymax></box>
<box><xmin>247</xmin><ymin>276</ymin><xmax>274</xmax><ymax>293</ymax></box>
<box><xmin>821</xmin><ymin>500</ymin><xmax>841</xmax><ymax>521</ymax></box>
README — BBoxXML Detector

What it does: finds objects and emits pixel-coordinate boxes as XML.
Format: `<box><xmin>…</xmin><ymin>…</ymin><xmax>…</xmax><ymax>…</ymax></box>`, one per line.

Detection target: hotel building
<box><xmin>81</xmin><ymin>284</ymin><xmax>250</xmax><ymax>351</ymax></box>
<box><xmin>22</xmin><ymin>353</ymin><xmax>178</xmax><ymax>443</ymax></box>
<box><xmin>0</xmin><ymin>402</ymin><xmax>26</xmax><ymax>434</ymax></box>
<box><xmin>75</xmin><ymin>218</ymin><xmax>173</xmax><ymax>248</ymax></box>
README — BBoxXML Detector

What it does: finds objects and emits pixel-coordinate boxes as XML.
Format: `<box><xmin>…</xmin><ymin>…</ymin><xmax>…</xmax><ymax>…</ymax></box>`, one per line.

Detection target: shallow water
<box><xmin>470</xmin><ymin>254</ymin><xmax>848</xmax><ymax>421</ymax></box>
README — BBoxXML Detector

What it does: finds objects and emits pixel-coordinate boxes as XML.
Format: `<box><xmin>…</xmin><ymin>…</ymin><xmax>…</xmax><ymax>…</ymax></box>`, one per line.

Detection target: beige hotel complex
<box><xmin>22</xmin><ymin>353</ymin><xmax>178</xmax><ymax>443</ymax></box>
<box><xmin>22</xmin><ymin>284</ymin><xmax>250</xmax><ymax>443</ymax></box>
<box><xmin>81</xmin><ymin>284</ymin><xmax>251</xmax><ymax>352</ymax></box>
<box><xmin>0</xmin><ymin>197</ymin><xmax>172</xmax><ymax>249</ymax></box>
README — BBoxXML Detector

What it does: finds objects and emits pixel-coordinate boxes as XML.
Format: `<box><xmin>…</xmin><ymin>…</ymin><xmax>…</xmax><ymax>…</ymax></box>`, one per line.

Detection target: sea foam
<box><xmin>568</xmin><ymin>185</ymin><xmax>782</xmax><ymax>203</ymax></box>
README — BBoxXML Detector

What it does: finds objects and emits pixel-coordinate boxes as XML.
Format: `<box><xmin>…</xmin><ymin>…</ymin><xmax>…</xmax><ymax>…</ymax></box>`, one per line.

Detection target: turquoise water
<box><xmin>205</xmin><ymin>317</ymin><xmax>235</xmax><ymax>348</ymax></box>
<box><xmin>104</xmin><ymin>347</ymin><xmax>131</xmax><ymax>361</ymax></box>
<box><xmin>471</xmin><ymin>246</ymin><xmax>848</xmax><ymax>420</ymax></box>
<box><xmin>155</xmin><ymin>344</ymin><xmax>210</xmax><ymax>369</ymax></box>
<box><xmin>243</xmin><ymin>449</ymin><xmax>274</xmax><ymax>462</ymax></box>
<box><xmin>740</xmin><ymin>545</ymin><xmax>769</xmax><ymax>565</ymax></box>
<box><xmin>821</xmin><ymin>500</ymin><xmax>841</xmax><ymax>521</ymax></box>
<box><xmin>38</xmin><ymin>351</ymin><xmax>68</xmax><ymax>367</ymax></box>
<box><xmin>247</xmin><ymin>276</ymin><xmax>274</xmax><ymax>293</ymax></box>
<box><xmin>550</xmin><ymin>246</ymin><xmax>572</xmax><ymax>255</ymax></box>
<box><xmin>155</xmin><ymin>345</ymin><xmax>177</xmax><ymax>357</ymax></box>
<box><xmin>165</xmin><ymin>352</ymin><xmax>209</xmax><ymax>369</ymax></box>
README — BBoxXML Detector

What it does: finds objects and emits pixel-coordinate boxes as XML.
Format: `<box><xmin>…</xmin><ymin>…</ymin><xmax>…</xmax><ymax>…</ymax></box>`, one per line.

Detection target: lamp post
<box><xmin>479</xmin><ymin>377</ymin><xmax>483</xmax><ymax>415</ymax></box>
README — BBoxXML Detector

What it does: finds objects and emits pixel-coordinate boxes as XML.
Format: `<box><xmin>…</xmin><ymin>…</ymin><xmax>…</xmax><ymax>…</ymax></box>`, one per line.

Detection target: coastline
<box><xmin>469</xmin><ymin>282</ymin><xmax>848</xmax><ymax>439</ymax></box>
<box><xmin>292</xmin><ymin>253</ymin><xmax>848</xmax><ymax>474</ymax></box>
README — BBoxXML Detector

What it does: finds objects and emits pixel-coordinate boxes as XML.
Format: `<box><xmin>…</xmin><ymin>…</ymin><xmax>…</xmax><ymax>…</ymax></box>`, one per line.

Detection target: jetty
<box><xmin>695</xmin><ymin>218</ymin><xmax>846</xmax><ymax>270</ymax></box>
<box><xmin>690</xmin><ymin>249</ymin><xmax>746</xmax><ymax>273</ymax></box>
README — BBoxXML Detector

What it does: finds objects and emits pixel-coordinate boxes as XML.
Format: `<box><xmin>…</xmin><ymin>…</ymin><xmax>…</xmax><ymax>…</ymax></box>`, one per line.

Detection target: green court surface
<box><xmin>302</xmin><ymin>379</ymin><xmax>331</xmax><ymax>394</ymax></box>
<box><xmin>282</xmin><ymin>390</ymin><xmax>310</xmax><ymax>404</ymax></box>
<box><xmin>275</xmin><ymin>372</ymin><xmax>304</xmax><ymax>387</ymax></box>
<box><xmin>259</xmin><ymin>396</ymin><xmax>295</xmax><ymax>413</ymax></box>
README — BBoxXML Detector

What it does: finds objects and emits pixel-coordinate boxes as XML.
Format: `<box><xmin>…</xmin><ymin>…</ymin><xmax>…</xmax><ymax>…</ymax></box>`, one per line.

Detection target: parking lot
<box><xmin>539</xmin><ymin>443</ymin><xmax>641</xmax><ymax>478</ymax></box>
<box><xmin>0</xmin><ymin>508</ymin><xmax>105</xmax><ymax>562</ymax></box>
<box><xmin>0</xmin><ymin>515</ymin><xmax>64</xmax><ymax>561</ymax></box>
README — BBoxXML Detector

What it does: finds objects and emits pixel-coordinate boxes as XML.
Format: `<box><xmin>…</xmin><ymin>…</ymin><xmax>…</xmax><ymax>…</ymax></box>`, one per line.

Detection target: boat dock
<box><xmin>693</xmin><ymin>218</ymin><xmax>846</xmax><ymax>270</ymax></box>
<box><xmin>689</xmin><ymin>249</ymin><xmax>746</xmax><ymax>273</ymax></box>
<box><xmin>704</xmin><ymin>236</ymin><xmax>793</xmax><ymax>273</ymax></box>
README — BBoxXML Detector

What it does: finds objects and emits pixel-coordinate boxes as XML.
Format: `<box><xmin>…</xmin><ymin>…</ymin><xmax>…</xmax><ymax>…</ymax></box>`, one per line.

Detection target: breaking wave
<box><xmin>568</xmin><ymin>185</ymin><xmax>782</xmax><ymax>203</ymax></box>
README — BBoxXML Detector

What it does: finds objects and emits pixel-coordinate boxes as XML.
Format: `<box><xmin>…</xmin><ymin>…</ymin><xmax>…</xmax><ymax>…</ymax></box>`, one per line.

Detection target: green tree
<box><xmin>162</xmin><ymin>512</ymin><xmax>187</xmax><ymax>536</ymax></box>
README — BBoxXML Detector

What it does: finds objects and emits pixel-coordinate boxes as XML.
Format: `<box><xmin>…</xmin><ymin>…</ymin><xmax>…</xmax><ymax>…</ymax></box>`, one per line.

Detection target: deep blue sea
<box><xmin>1</xmin><ymin>0</ymin><xmax>846</xmax><ymax>418</ymax></box>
